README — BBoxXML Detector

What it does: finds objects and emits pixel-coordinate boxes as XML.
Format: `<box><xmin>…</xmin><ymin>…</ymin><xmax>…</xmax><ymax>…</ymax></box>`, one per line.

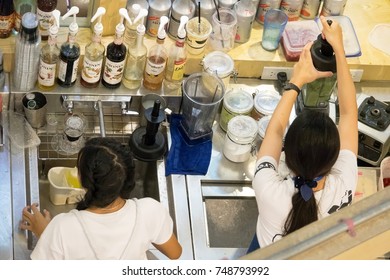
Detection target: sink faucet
<box><xmin>94</xmin><ymin>100</ymin><xmax>106</xmax><ymax>137</ymax></box>
<box><xmin>121</xmin><ymin>101</ymin><xmax>139</xmax><ymax>116</ymax></box>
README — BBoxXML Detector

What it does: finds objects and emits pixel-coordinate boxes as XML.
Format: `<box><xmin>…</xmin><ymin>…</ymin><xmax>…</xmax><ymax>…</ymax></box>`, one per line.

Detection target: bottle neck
<box><xmin>114</xmin><ymin>33</ymin><xmax>124</xmax><ymax>45</ymax></box>
<box><xmin>175</xmin><ymin>37</ymin><xmax>185</xmax><ymax>47</ymax></box>
<box><xmin>48</xmin><ymin>34</ymin><xmax>57</xmax><ymax>46</ymax></box>
<box><xmin>92</xmin><ymin>33</ymin><xmax>102</xmax><ymax>44</ymax></box>
<box><xmin>136</xmin><ymin>33</ymin><xmax>145</xmax><ymax>49</ymax></box>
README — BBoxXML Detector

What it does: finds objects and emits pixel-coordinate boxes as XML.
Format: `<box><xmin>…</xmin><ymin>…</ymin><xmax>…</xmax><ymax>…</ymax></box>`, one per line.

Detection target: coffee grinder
<box><xmin>296</xmin><ymin>20</ymin><xmax>337</xmax><ymax>115</ymax></box>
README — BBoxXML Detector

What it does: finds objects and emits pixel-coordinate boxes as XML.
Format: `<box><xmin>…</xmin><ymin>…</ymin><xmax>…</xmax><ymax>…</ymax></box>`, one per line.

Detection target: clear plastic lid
<box><xmin>203</xmin><ymin>51</ymin><xmax>234</xmax><ymax>78</ymax></box>
<box><xmin>223</xmin><ymin>89</ymin><xmax>254</xmax><ymax>114</ymax></box>
<box><xmin>253</xmin><ymin>89</ymin><xmax>281</xmax><ymax>116</ymax></box>
<box><xmin>227</xmin><ymin>115</ymin><xmax>258</xmax><ymax>144</ymax></box>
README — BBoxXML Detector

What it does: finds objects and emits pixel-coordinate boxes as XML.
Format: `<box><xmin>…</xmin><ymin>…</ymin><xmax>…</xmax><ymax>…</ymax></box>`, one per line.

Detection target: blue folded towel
<box><xmin>165</xmin><ymin>114</ymin><xmax>212</xmax><ymax>176</ymax></box>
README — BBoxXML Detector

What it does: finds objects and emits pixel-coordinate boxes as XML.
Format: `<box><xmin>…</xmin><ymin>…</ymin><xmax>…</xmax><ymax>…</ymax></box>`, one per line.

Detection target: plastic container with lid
<box><xmin>223</xmin><ymin>115</ymin><xmax>258</xmax><ymax>163</ymax></box>
<box><xmin>202</xmin><ymin>51</ymin><xmax>235</xmax><ymax>90</ymax></box>
<box><xmin>251</xmin><ymin>89</ymin><xmax>281</xmax><ymax>120</ymax></box>
<box><xmin>281</xmin><ymin>19</ymin><xmax>320</xmax><ymax>61</ymax></box>
<box><xmin>219</xmin><ymin>88</ymin><xmax>254</xmax><ymax>132</ymax></box>
<box><xmin>257</xmin><ymin>114</ymin><xmax>271</xmax><ymax>141</ymax></box>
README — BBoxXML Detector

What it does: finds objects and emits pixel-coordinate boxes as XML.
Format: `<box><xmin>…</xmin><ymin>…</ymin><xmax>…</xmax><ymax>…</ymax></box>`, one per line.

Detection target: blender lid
<box><xmin>224</xmin><ymin>89</ymin><xmax>254</xmax><ymax>114</ymax></box>
<box><xmin>203</xmin><ymin>51</ymin><xmax>234</xmax><ymax>77</ymax></box>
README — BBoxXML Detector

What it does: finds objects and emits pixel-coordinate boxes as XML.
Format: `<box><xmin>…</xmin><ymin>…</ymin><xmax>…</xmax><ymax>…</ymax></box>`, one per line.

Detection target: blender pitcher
<box><xmin>180</xmin><ymin>72</ymin><xmax>225</xmax><ymax>142</ymax></box>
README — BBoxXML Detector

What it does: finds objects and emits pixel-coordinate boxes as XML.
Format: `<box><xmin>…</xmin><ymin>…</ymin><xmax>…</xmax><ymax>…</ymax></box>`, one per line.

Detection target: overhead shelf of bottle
<box><xmin>0</xmin><ymin>0</ymin><xmax>389</xmax><ymax>81</ymax></box>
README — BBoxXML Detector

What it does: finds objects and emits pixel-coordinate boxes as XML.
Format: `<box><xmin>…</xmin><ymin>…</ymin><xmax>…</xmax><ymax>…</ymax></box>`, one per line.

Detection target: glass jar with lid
<box><xmin>202</xmin><ymin>51</ymin><xmax>235</xmax><ymax>90</ymax></box>
<box><xmin>251</xmin><ymin>89</ymin><xmax>281</xmax><ymax>120</ymax></box>
<box><xmin>219</xmin><ymin>88</ymin><xmax>254</xmax><ymax>132</ymax></box>
<box><xmin>223</xmin><ymin>115</ymin><xmax>258</xmax><ymax>163</ymax></box>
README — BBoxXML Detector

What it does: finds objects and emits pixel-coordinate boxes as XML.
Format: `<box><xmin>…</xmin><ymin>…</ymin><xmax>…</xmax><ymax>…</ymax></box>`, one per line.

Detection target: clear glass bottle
<box><xmin>13</xmin><ymin>0</ymin><xmax>36</xmax><ymax>33</ymax></box>
<box><xmin>102</xmin><ymin>8</ymin><xmax>131</xmax><ymax>89</ymax></box>
<box><xmin>37</xmin><ymin>0</ymin><xmax>57</xmax><ymax>40</ymax></box>
<box><xmin>57</xmin><ymin>7</ymin><xmax>80</xmax><ymax>88</ymax></box>
<box><xmin>143</xmin><ymin>16</ymin><xmax>168</xmax><ymax>91</ymax></box>
<box><xmin>80</xmin><ymin>7</ymin><xmax>106</xmax><ymax>88</ymax></box>
<box><xmin>0</xmin><ymin>0</ymin><xmax>15</xmax><ymax>38</ymax></box>
<box><xmin>37</xmin><ymin>9</ymin><xmax>60</xmax><ymax>91</ymax></box>
<box><xmin>13</xmin><ymin>12</ymin><xmax>40</xmax><ymax>91</ymax></box>
<box><xmin>122</xmin><ymin>23</ymin><xmax>147</xmax><ymax>89</ymax></box>
<box><xmin>164</xmin><ymin>16</ymin><xmax>188</xmax><ymax>91</ymax></box>
<box><xmin>146</xmin><ymin>0</ymin><xmax>171</xmax><ymax>37</ymax></box>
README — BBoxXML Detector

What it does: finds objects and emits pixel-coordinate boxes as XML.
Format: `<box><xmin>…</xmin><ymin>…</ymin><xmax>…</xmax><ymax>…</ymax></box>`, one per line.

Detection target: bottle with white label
<box><xmin>143</xmin><ymin>16</ymin><xmax>168</xmax><ymax>91</ymax></box>
<box><xmin>38</xmin><ymin>9</ymin><xmax>60</xmax><ymax>91</ymax></box>
<box><xmin>280</xmin><ymin>0</ymin><xmax>304</xmax><ymax>21</ymax></box>
<box><xmin>57</xmin><ymin>7</ymin><xmax>80</xmax><ymax>88</ymax></box>
<box><xmin>37</xmin><ymin>0</ymin><xmax>57</xmax><ymax>40</ymax></box>
<box><xmin>102</xmin><ymin>8</ymin><xmax>132</xmax><ymax>89</ymax></box>
<box><xmin>164</xmin><ymin>16</ymin><xmax>188</xmax><ymax>91</ymax></box>
<box><xmin>80</xmin><ymin>7</ymin><xmax>106</xmax><ymax>88</ymax></box>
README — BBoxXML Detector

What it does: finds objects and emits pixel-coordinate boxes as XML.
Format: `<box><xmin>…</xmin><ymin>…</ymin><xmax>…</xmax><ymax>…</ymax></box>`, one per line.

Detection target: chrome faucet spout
<box><xmin>95</xmin><ymin>100</ymin><xmax>106</xmax><ymax>137</ymax></box>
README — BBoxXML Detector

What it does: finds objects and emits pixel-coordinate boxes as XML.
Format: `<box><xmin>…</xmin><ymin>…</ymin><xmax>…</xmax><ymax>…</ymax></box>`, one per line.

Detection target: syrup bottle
<box><xmin>101</xmin><ymin>8</ymin><xmax>132</xmax><ymax>89</ymax></box>
<box><xmin>57</xmin><ymin>6</ymin><xmax>80</xmax><ymax>88</ymax></box>
<box><xmin>0</xmin><ymin>0</ymin><xmax>15</xmax><ymax>38</ymax></box>
<box><xmin>37</xmin><ymin>9</ymin><xmax>60</xmax><ymax>91</ymax></box>
<box><xmin>37</xmin><ymin>0</ymin><xmax>57</xmax><ymax>40</ymax></box>
<box><xmin>143</xmin><ymin>16</ymin><xmax>169</xmax><ymax>91</ymax></box>
<box><xmin>80</xmin><ymin>7</ymin><xmax>106</xmax><ymax>88</ymax></box>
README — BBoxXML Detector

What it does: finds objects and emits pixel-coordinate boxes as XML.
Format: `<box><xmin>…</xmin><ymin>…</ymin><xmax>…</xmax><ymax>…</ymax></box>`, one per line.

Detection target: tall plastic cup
<box><xmin>180</xmin><ymin>72</ymin><xmax>225</xmax><ymax>141</ymax></box>
<box><xmin>209</xmin><ymin>9</ymin><xmax>238</xmax><ymax>52</ymax></box>
<box><xmin>261</xmin><ymin>9</ymin><xmax>288</xmax><ymax>51</ymax></box>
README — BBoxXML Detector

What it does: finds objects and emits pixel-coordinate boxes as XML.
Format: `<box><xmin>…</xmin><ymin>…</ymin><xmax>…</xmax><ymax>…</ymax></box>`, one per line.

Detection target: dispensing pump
<box><xmin>81</xmin><ymin>7</ymin><xmax>106</xmax><ymax>88</ymax></box>
<box><xmin>57</xmin><ymin>6</ymin><xmax>80</xmax><ymax>88</ymax></box>
<box><xmin>102</xmin><ymin>8</ymin><xmax>132</xmax><ymax>89</ymax></box>
<box><xmin>37</xmin><ymin>9</ymin><xmax>61</xmax><ymax>91</ymax></box>
<box><xmin>124</xmin><ymin>7</ymin><xmax>148</xmax><ymax>47</ymax></box>
<box><xmin>143</xmin><ymin>16</ymin><xmax>169</xmax><ymax>90</ymax></box>
<box><xmin>129</xmin><ymin>100</ymin><xmax>167</xmax><ymax>161</ymax></box>
<box><xmin>297</xmin><ymin>20</ymin><xmax>337</xmax><ymax>115</ymax></box>
<box><xmin>164</xmin><ymin>15</ymin><xmax>188</xmax><ymax>90</ymax></box>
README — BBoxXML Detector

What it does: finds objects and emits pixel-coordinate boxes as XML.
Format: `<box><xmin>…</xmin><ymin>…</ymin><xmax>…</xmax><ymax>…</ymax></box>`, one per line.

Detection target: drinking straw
<box><xmin>198</xmin><ymin>2</ymin><xmax>201</xmax><ymax>33</ymax></box>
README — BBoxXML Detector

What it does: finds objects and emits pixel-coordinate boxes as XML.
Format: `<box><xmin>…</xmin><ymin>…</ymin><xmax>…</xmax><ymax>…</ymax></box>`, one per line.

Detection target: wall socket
<box><xmin>350</xmin><ymin>69</ymin><xmax>364</xmax><ymax>82</ymax></box>
<box><xmin>261</xmin><ymin>67</ymin><xmax>294</xmax><ymax>80</ymax></box>
<box><xmin>262</xmin><ymin>67</ymin><xmax>364</xmax><ymax>82</ymax></box>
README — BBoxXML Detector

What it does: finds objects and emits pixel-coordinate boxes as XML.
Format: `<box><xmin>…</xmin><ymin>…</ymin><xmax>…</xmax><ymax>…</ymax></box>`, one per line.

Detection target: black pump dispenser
<box><xmin>129</xmin><ymin>100</ymin><xmax>166</xmax><ymax>161</ymax></box>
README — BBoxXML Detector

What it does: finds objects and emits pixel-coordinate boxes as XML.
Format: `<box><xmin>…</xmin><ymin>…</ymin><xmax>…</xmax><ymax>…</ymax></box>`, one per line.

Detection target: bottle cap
<box><xmin>21</xmin><ymin>12</ymin><xmax>38</xmax><ymax>33</ymax></box>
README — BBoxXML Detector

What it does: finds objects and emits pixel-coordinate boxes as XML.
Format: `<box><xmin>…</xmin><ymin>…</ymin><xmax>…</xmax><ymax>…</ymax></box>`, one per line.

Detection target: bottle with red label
<box><xmin>280</xmin><ymin>0</ymin><xmax>304</xmax><ymax>21</ymax></box>
<box><xmin>0</xmin><ymin>0</ymin><xmax>15</xmax><ymax>38</ymax></box>
<box><xmin>37</xmin><ymin>0</ymin><xmax>57</xmax><ymax>40</ymax></box>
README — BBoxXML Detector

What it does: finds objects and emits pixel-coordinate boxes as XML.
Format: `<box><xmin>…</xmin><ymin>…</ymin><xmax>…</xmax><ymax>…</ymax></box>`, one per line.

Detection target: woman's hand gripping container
<box><xmin>281</xmin><ymin>20</ymin><xmax>320</xmax><ymax>61</ymax></box>
<box><xmin>48</xmin><ymin>167</ymin><xmax>86</xmax><ymax>205</ymax></box>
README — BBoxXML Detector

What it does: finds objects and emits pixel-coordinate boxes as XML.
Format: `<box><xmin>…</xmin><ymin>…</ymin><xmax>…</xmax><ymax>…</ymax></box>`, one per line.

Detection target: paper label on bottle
<box><xmin>81</xmin><ymin>57</ymin><xmax>103</xmax><ymax>83</ymax></box>
<box><xmin>0</xmin><ymin>15</ymin><xmax>14</xmax><ymax>32</ymax></box>
<box><xmin>37</xmin><ymin>9</ymin><xmax>53</xmax><ymax>37</ymax></box>
<box><xmin>38</xmin><ymin>60</ymin><xmax>56</xmax><ymax>87</ymax></box>
<box><xmin>103</xmin><ymin>59</ymin><xmax>125</xmax><ymax>85</ymax></box>
<box><xmin>58</xmin><ymin>58</ymin><xmax>80</xmax><ymax>83</ymax></box>
<box><xmin>145</xmin><ymin>60</ymin><xmax>165</xmax><ymax>76</ymax></box>
<box><xmin>171</xmin><ymin>59</ymin><xmax>186</xmax><ymax>81</ymax></box>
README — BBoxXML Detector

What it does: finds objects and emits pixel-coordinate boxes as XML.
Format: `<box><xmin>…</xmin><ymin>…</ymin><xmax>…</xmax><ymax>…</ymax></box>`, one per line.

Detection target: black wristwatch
<box><xmin>284</xmin><ymin>82</ymin><xmax>301</xmax><ymax>95</ymax></box>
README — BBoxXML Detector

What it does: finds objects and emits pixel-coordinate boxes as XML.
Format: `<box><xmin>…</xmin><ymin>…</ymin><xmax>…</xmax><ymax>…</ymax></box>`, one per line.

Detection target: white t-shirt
<box><xmin>31</xmin><ymin>198</ymin><xmax>173</xmax><ymax>260</ymax></box>
<box><xmin>252</xmin><ymin>150</ymin><xmax>358</xmax><ymax>247</ymax></box>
